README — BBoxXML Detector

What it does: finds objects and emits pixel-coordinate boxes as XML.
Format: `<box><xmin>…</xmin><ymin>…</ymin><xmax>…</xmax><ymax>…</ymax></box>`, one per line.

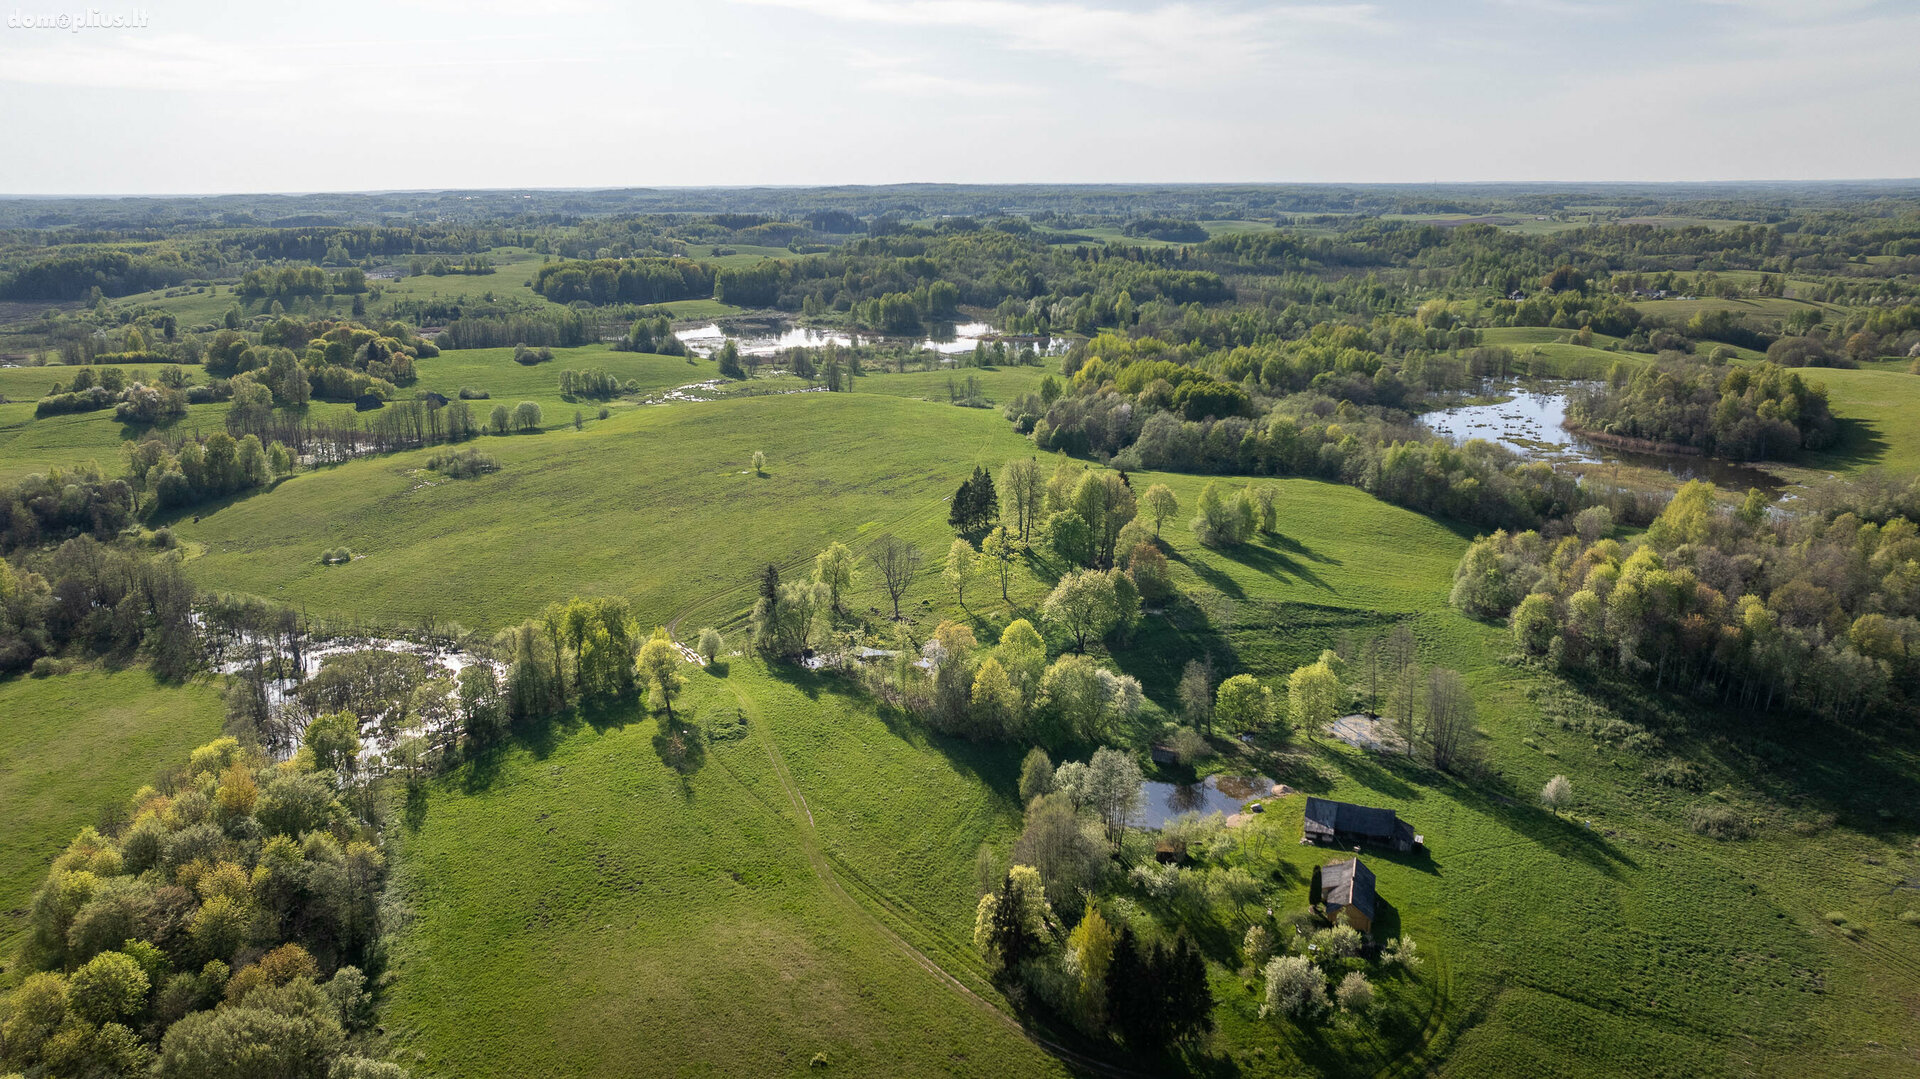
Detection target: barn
<box><xmin>1302</xmin><ymin>796</ymin><xmax>1418</xmax><ymax>852</ymax></box>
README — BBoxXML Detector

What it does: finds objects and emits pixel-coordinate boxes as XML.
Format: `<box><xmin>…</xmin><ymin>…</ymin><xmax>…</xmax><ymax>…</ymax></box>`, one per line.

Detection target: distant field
<box><xmin>1781</xmin><ymin>363</ymin><xmax>1920</xmax><ymax>477</ymax></box>
<box><xmin>0</xmin><ymin>668</ymin><xmax>224</xmax><ymax>960</ymax></box>
<box><xmin>1633</xmin><ymin>295</ymin><xmax>1835</xmax><ymax>325</ymax></box>
<box><xmin>173</xmin><ymin>392</ymin><xmax>1041</xmax><ymax>633</ymax></box>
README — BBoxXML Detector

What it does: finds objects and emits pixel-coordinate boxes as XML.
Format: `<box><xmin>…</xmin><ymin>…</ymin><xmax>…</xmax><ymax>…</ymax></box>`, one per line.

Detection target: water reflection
<box><xmin>1422</xmin><ymin>380</ymin><xmax>1783</xmax><ymax>492</ymax></box>
<box><xmin>1135</xmin><ymin>774</ymin><xmax>1274</xmax><ymax>829</ymax></box>
<box><xmin>674</xmin><ymin>319</ymin><xmax>1061</xmax><ymax>359</ymax></box>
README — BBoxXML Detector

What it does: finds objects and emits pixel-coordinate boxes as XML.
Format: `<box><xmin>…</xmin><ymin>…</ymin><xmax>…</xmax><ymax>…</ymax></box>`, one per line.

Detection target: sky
<box><xmin>0</xmin><ymin>0</ymin><xmax>1916</xmax><ymax>194</ymax></box>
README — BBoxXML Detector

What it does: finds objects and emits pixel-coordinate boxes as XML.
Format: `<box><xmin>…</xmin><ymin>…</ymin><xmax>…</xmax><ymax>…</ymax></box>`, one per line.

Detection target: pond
<box><xmin>674</xmin><ymin>318</ymin><xmax>1062</xmax><ymax>359</ymax></box>
<box><xmin>1421</xmin><ymin>380</ymin><xmax>1784</xmax><ymax>492</ymax></box>
<box><xmin>1134</xmin><ymin>774</ymin><xmax>1276</xmax><ymax>829</ymax></box>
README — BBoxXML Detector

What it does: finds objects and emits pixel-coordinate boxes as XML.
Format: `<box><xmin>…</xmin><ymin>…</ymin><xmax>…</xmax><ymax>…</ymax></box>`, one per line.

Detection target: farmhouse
<box><xmin>1313</xmin><ymin>857</ymin><xmax>1378</xmax><ymax>933</ymax></box>
<box><xmin>1302</xmin><ymin>796</ymin><xmax>1418</xmax><ymax>852</ymax></box>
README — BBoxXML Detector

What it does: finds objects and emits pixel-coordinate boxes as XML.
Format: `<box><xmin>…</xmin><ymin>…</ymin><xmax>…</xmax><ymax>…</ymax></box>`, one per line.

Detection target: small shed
<box><xmin>1154</xmin><ymin>838</ymin><xmax>1186</xmax><ymax>865</ymax></box>
<box><xmin>1315</xmin><ymin>857</ymin><xmax>1378</xmax><ymax>934</ymax></box>
<box><xmin>1149</xmin><ymin>743</ymin><xmax>1178</xmax><ymax>766</ymax></box>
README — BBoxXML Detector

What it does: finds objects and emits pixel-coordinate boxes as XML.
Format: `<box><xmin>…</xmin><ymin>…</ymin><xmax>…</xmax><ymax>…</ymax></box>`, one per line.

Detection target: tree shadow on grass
<box><xmin>651</xmin><ymin>717</ymin><xmax>707</xmax><ymax>781</ymax></box>
<box><xmin>1447</xmin><ymin>776</ymin><xmax>1638</xmax><ymax>880</ymax></box>
<box><xmin>1317</xmin><ymin>742</ymin><xmax>1426</xmax><ymax>803</ymax></box>
<box><xmin>1223</xmin><ymin>540</ymin><xmax>1335</xmax><ymax>594</ymax></box>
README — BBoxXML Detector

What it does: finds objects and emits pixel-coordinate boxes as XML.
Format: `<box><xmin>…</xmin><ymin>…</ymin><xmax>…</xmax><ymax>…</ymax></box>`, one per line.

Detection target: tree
<box><xmin>750</xmin><ymin>450</ymin><xmax>767</xmax><ymax>476</ymax></box>
<box><xmin>489</xmin><ymin>403</ymin><xmax>511</xmax><ymax>434</ymax></box>
<box><xmin>871</xmin><ymin>535</ymin><xmax>922</xmax><ymax>619</ymax></box>
<box><xmin>1288</xmin><ymin>659</ymin><xmax>1342</xmax><ymax>738</ymax></box>
<box><xmin>1263</xmin><ymin>955</ymin><xmax>1328</xmax><ymax>1020</ymax></box>
<box><xmin>974</xmin><ymin>867</ymin><xmax>1053</xmax><ymax>976</ymax></box>
<box><xmin>1018</xmin><ymin>747</ymin><xmax>1053</xmax><ymax>803</ymax></box>
<box><xmin>996</xmin><ymin>619</ymin><xmax>1048</xmax><ymax>698</ymax></box>
<box><xmin>67</xmin><ymin>950</ymin><xmax>149</xmax><ymax>1024</ymax></box>
<box><xmin>969</xmin><ymin>657</ymin><xmax>1022</xmax><ymax>738</ymax></box>
<box><xmin>696</xmin><ymin>627</ymin><xmax>723</xmax><ymax>664</ymax></box>
<box><xmin>1178</xmin><ymin>657</ymin><xmax>1215</xmax><ymax>733</ymax></box>
<box><xmin>1013</xmin><ymin>794</ymin><xmax>1106</xmax><ymax>908</ymax></box>
<box><xmin>512</xmin><ymin>400</ymin><xmax>542</xmax><ymax>432</ymax></box>
<box><xmin>637</xmin><ymin>629</ymin><xmax>684</xmax><ymax>721</ymax></box>
<box><xmin>1214</xmin><ymin>673</ymin><xmax>1272</xmax><ymax>734</ymax></box>
<box><xmin>1541</xmin><ymin>773</ymin><xmax>1573</xmax><ymax>810</ymax></box>
<box><xmin>1085</xmin><ymin>746</ymin><xmax>1143</xmax><ymax>847</ymax></box>
<box><xmin>1042</xmin><ymin>569</ymin><xmax>1121</xmax><ymax>653</ymax></box>
<box><xmin>1335</xmin><ymin>971</ymin><xmax>1374</xmax><ymax>1013</ymax></box>
<box><xmin>949</xmin><ymin>466</ymin><xmax>999</xmax><ymax>533</ymax></box>
<box><xmin>813</xmin><ymin>541</ymin><xmax>857</xmax><ymax>615</ymax></box>
<box><xmin>981</xmin><ymin>526</ymin><xmax>1017</xmax><ymax>601</ymax></box>
<box><xmin>1127</xmin><ymin>542</ymin><xmax>1173</xmax><ymax>602</ymax></box>
<box><xmin>1065</xmin><ymin>904</ymin><xmax>1116</xmax><ymax>1030</ymax></box>
<box><xmin>1424</xmin><ymin>667</ymin><xmax>1474</xmax><ymax>771</ymax></box>
<box><xmin>1143</xmin><ymin>483</ymin><xmax>1178</xmax><ymax>537</ymax></box>
<box><xmin>945</xmin><ymin>538</ymin><xmax>977</xmax><ymax>610</ymax></box>
<box><xmin>1512</xmin><ymin>592</ymin><xmax>1555</xmax><ymax>654</ymax></box>
<box><xmin>1161</xmin><ymin>934</ymin><xmax>1215</xmax><ymax>1044</ymax></box>
<box><xmin>717</xmin><ymin>340</ymin><xmax>745</xmax><ymax>379</ymax></box>
<box><xmin>1071</xmin><ymin>471</ymin><xmax>1138</xmax><ymax>567</ymax></box>
<box><xmin>999</xmin><ymin>457</ymin><xmax>1044</xmax><ymax>541</ymax></box>
<box><xmin>1105</xmin><ymin>926</ymin><xmax>1152</xmax><ymax>1041</ymax></box>
<box><xmin>1253</xmin><ymin>484</ymin><xmax>1279</xmax><ymax>533</ymax></box>
<box><xmin>303</xmin><ymin>711</ymin><xmax>360</xmax><ymax>776</ymax></box>
<box><xmin>458</xmin><ymin>664</ymin><xmax>505</xmax><ymax>746</ymax></box>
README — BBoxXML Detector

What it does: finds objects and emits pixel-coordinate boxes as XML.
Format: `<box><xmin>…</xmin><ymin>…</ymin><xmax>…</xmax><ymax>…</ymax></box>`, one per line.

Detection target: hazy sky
<box><xmin>1</xmin><ymin>0</ymin><xmax>1915</xmax><ymax>194</ymax></box>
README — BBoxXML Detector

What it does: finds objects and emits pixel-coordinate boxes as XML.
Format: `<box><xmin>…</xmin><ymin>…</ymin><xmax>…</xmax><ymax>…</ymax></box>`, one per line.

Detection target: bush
<box><xmin>425</xmin><ymin>448</ymin><xmax>500</xmax><ymax>479</ymax></box>
<box><xmin>457</xmin><ymin>386</ymin><xmax>490</xmax><ymax>399</ymax></box>
<box><xmin>1262</xmin><ymin>955</ymin><xmax>1328</xmax><ymax>1020</ymax></box>
<box><xmin>1541</xmin><ymin>774</ymin><xmax>1572</xmax><ymax>810</ymax></box>
<box><xmin>696</xmin><ymin>627</ymin><xmax>723</xmax><ymax>664</ymax></box>
<box><xmin>30</xmin><ymin>656</ymin><xmax>70</xmax><ymax>677</ymax></box>
<box><xmin>1687</xmin><ymin>803</ymin><xmax>1753</xmax><ymax>840</ymax></box>
<box><xmin>1335</xmin><ymin>971</ymin><xmax>1374</xmax><ymax>1013</ymax></box>
<box><xmin>320</xmin><ymin>547</ymin><xmax>352</xmax><ymax>566</ymax></box>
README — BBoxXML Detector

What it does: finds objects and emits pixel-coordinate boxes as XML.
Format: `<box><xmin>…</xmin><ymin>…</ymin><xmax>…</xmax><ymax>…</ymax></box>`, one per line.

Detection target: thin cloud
<box><xmin>729</xmin><ymin>0</ymin><xmax>1380</xmax><ymax>85</ymax></box>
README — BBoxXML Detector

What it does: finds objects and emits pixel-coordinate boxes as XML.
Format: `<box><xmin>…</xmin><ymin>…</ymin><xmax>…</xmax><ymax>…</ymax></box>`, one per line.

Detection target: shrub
<box><xmin>457</xmin><ymin>386</ymin><xmax>490</xmax><ymax>399</ymax></box>
<box><xmin>696</xmin><ymin>627</ymin><xmax>723</xmax><ymax>664</ymax></box>
<box><xmin>1335</xmin><ymin>971</ymin><xmax>1374</xmax><ymax>1013</ymax></box>
<box><xmin>597</xmin><ymin>406</ymin><xmax>611</xmax><ymax>420</ymax></box>
<box><xmin>31</xmin><ymin>656</ymin><xmax>71</xmax><ymax>677</ymax></box>
<box><xmin>320</xmin><ymin>547</ymin><xmax>352</xmax><ymax>566</ymax></box>
<box><xmin>426</xmin><ymin>448</ymin><xmax>500</xmax><ymax>479</ymax></box>
<box><xmin>1646</xmin><ymin>758</ymin><xmax>1705</xmax><ymax>790</ymax></box>
<box><xmin>1262</xmin><ymin>955</ymin><xmax>1328</xmax><ymax>1020</ymax></box>
<box><xmin>1541</xmin><ymin>774</ymin><xmax>1572</xmax><ymax>810</ymax></box>
<box><xmin>1687</xmin><ymin>804</ymin><xmax>1753</xmax><ymax>840</ymax></box>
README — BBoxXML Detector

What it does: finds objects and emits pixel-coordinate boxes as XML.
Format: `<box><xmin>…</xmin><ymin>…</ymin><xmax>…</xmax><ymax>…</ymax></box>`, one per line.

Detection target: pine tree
<box><xmin>949</xmin><ymin>474</ymin><xmax>977</xmax><ymax>531</ymax></box>
<box><xmin>1105</xmin><ymin>925</ymin><xmax>1153</xmax><ymax>1044</ymax></box>
<box><xmin>1162</xmin><ymin>935</ymin><xmax>1214</xmax><ymax>1044</ymax></box>
<box><xmin>988</xmin><ymin>873</ymin><xmax>1037</xmax><ymax>976</ymax></box>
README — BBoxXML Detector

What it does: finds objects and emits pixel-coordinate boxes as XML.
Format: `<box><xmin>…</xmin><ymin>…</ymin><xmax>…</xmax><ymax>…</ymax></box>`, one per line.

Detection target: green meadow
<box><xmin>0</xmin><ymin>668</ymin><xmax>225</xmax><ymax>960</ymax></box>
<box><xmin>148</xmin><ymin>371</ymin><xmax>1920</xmax><ymax>1075</ymax></box>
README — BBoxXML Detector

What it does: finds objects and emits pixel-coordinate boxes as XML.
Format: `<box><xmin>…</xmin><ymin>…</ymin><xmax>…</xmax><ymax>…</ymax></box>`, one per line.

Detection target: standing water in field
<box><xmin>1422</xmin><ymin>379</ymin><xmax>1783</xmax><ymax>492</ymax></box>
<box><xmin>674</xmin><ymin>318</ymin><xmax>1061</xmax><ymax>359</ymax></box>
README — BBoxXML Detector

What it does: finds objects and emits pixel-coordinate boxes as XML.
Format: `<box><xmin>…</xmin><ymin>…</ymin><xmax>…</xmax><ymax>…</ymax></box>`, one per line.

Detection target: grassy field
<box><xmin>0</xmin><ymin>667</ymin><xmax>225</xmax><ymax>962</ymax></box>
<box><xmin>349</xmin><ymin>397</ymin><xmax>1920</xmax><ymax>1074</ymax></box>
<box><xmin>172</xmin><ymin>390</ymin><xmax>1040</xmax><ymax>633</ymax></box>
<box><xmin>10</xmin><ymin>313</ymin><xmax>1920</xmax><ymax>1073</ymax></box>
<box><xmin>1780</xmin><ymin>362</ymin><xmax>1920</xmax><ymax>477</ymax></box>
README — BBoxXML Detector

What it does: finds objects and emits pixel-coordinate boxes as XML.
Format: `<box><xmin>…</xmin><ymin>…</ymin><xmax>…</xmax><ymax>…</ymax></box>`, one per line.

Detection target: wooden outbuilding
<box><xmin>1302</xmin><ymin>796</ymin><xmax>1418</xmax><ymax>852</ymax></box>
<box><xmin>1312</xmin><ymin>857</ymin><xmax>1378</xmax><ymax>934</ymax></box>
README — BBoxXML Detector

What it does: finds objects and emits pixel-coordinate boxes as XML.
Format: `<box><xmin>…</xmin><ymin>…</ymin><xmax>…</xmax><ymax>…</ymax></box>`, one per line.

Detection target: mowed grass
<box><xmin>0</xmin><ymin>668</ymin><xmax>224</xmax><ymax>961</ymax></box>
<box><xmin>382</xmin><ymin>664</ymin><xmax>1066</xmax><ymax>1079</ymax></box>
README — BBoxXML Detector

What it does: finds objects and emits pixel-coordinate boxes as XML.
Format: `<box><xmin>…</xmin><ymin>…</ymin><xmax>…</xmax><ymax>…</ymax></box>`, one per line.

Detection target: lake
<box><xmin>1421</xmin><ymin>380</ymin><xmax>1784</xmax><ymax>492</ymax></box>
